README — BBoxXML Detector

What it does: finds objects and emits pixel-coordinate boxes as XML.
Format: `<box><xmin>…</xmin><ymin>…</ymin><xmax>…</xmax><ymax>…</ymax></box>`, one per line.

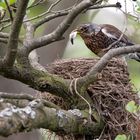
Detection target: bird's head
<box><xmin>69</xmin><ymin>23</ymin><xmax>100</xmax><ymax>44</ymax></box>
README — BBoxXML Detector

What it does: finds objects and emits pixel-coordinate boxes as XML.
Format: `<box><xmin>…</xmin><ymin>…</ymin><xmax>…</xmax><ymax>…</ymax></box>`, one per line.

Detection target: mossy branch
<box><xmin>0</xmin><ymin>100</ymin><xmax>104</xmax><ymax>137</ymax></box>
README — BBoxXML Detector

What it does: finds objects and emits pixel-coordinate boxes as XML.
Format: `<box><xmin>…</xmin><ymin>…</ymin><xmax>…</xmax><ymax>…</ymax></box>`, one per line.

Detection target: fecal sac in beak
<box><xmin>69</xmin><ymin>30</ymin><xmax>78</xmax><ymax>45</ymax></box>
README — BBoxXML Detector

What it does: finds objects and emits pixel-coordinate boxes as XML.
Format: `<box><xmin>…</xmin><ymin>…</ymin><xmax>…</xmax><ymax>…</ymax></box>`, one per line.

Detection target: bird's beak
<box><xmin>69</xmin><ymin>30</ymin><xmax>78</xmax><ymax>45</ymax></box>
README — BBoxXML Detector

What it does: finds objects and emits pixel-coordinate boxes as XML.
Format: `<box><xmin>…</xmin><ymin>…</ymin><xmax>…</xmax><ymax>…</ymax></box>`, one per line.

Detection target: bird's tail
<box><xmin>128</xmin><ymin>53</ymin><xmax>140</xmax><ymax>62</ymax></box>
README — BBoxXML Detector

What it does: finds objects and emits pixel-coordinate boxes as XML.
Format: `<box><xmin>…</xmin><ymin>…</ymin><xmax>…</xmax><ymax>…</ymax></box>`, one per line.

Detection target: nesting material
<box><xmin>46</xmin><ymin>57</ymin><xmax>137</xmax><ymax>139</ymax></box>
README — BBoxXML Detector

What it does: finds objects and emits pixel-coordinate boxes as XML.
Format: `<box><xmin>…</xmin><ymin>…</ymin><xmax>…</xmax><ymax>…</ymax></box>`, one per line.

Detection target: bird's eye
<box><xmin>80</xmin><ymin>26</ymin><xmax>87</xmax><ymax>32</ymax></box>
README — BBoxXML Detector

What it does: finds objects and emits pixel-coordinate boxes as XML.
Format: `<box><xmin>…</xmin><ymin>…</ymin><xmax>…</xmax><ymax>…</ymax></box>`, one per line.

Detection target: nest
<box><xmin>45</xmin><ymin>57</ymin><xmax>138</xmax><ymax>139</ymax></box>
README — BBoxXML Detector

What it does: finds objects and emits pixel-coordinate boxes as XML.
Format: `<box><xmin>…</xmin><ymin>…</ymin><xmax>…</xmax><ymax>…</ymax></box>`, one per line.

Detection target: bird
<box><xmin>69</xmin><ymin>23</ymin><xmax>140</xmax><ymax>62</ymax></box>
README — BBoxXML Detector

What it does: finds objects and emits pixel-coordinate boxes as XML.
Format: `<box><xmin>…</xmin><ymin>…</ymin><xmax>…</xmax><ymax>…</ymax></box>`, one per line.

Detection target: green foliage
<box><xmin>125</xmin><ymin>100</ymin><xmax>138</xmax><ymax>113</ymax></box>
<box><xmin>115</xmin><ymin>134</ymin><xmax>127</xmax><ymax>140</ymax></box>
<box><xmin>135</xmin><ymin>0</ymin><xmax>140</xmax><ymax>12</ymax></box>
<box><xmin>27</xmin><ymin>0</ymin><xmax>35</xmax><ymax>7</ymax></box>
<box><xmin>63</xmin><ymin>36</ymin><xmax>95</xmax><ymax>58</ymax></box>
<box><xmin>0</xmin><ymin>0</ymin><xmax>16</xmax><ymax>9</ymax></box>
<box><xmin>0</xmin><ymin>0</ymin><xmax>36</xmax><ymax>9</ymax></box>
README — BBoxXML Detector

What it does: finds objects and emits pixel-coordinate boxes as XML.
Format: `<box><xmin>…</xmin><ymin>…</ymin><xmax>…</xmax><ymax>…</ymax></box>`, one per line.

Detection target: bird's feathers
<box><xmin>69</xmin><ymin>23</ymin><xmax>140</xmax><ymax>62</ymax></box>
<box><xmin>100</xmin><ymin>24</ymin><xmax>134</xmax><ymax>45</ymax></box>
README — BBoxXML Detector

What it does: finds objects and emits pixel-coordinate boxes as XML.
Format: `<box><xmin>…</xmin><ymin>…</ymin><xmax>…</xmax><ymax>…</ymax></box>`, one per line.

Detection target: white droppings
<box><xmin>30</xmin><ymin>111</ymin><xmax>36</xmax><ymax>119</ymax></box>
<box><xmin>68</xmin><ymin>109</ymin><xmax>82</xmax><ymax>117</ymax></box>
<box><xmin>28</xmin><ymin>100</ymin><xmax>39</xmax><ymax>107</ymax></box>
<box><xmin>57</xmin><ymin>110</ymin><xmax>68</xmax><ymax>128</ymax></box>
<box><xmin>11</xmin><ymin>105</ymin><xmax>18</xmax><ymax>113</ymax></box>
<box><xmin>23</xmin><ymin>106</ymin><xmax>32</xmax><ymax>114</ymax></box>
<box><xmin>0</xmin><ymin>108</ymin><xmax>13</xmax><ymax>117</ymax></box>
<box><xmin>0</xmin><ymin>102</ymin><xmax>36</xmax><ymax>119</ymax></box>
<box><xmin>21</xmin><ymin>106</ymin><xmax>36</xmax><ymax>119</ymax></box>
<box><xmin>57</xmin><ymin>110</ymin><xmax>65</xmax><ymax>118</ymax></box>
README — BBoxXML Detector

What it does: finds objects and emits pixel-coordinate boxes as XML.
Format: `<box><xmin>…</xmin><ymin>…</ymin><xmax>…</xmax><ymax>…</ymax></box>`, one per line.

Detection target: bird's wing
<box><xmin>100</xmin><ymin>24</ymin><xmax>134</xmax><ymax>45</ymax></box>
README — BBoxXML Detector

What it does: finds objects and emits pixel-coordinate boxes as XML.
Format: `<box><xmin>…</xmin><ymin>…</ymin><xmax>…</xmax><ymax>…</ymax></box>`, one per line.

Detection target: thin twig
<box><xmin>0</xmin><ymin>38</ymin><xmax>8</xmax><ymax>43</ymax></box>
<box><xmin>27</xmin><ymin>0</ymin><xmax>44</xmax><ymax>9</ymax></box>
<box><xmin>25</xmin><ymin>0</ymin><xmax>62</xmax><ymax>23</ymax></box>
<box><xmin>34</xmin><ymin>3</ymin><xmax>120</xmax><ymax>29</ymax></box>
<box><xmin>78</xmin><ymin>44</ymin><xmax>140</xmax><ymax>89</ymax></box>
<box><xmin>0</xmin><ymin>18</ymin><xmax>10</xmax><ymax>23</ymax></box>
<box><xmin>88</xmin><ymin>2</ymin><xmax>121</xmax><ymax>10</ymax></box>
<box><xmin>34</xmin><ymin>10</ymin><xmax>69</xmax><ymax>29</ymax></box>
<box><xmin>25</xmin><ymin>0</ymin><xmax>99</xmax><ymax>53</ymax></box>
<box><xmin>4</xmin><ymin>0</ymin><xmax>13</xmax><ymax>21</ymax></box>
<box><xmin>103</xmin><ymin>7</ymin><xmax>128</xmax><ymax>52</ymax></box>
<box><xmin>0</xmin><ymin>23</ymin><xmax>11</xmax><ymax>31</ymax></box>
<box><xmin>0</xmin><ymin>32</ymin><xmax>9</xmax><ymax>38</ymax></box>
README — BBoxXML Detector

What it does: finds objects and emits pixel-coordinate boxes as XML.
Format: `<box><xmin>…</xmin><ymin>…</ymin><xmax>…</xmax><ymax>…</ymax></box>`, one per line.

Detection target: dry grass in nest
<box><xmin>45</xmin><ymin>57</ymin><xmax>138</xmax><ymax>139</ymax></box>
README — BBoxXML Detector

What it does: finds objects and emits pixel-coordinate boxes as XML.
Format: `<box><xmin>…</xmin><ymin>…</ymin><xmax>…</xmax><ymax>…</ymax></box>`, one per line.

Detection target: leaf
<box><xmin>137</xmin><ymin>7</ymin><xmax>140</xmax><ymax>12</ymax></box>
<box><xmin>115</xmin><ymin>134</ymin><xmax>127</xmax><ymax>140</ymax></box>
<box><xmin>125</xmin><ymin>100</ymin><xmax>138</xmax><ymax>113</ymax></box>
<box><xmin>0</xmin><ymin>0</ymin><xmax>16</xmax><ymax>9</ymax></box>
<box><xmin>0</xmin><ymin>2</ymin><xmax>6</xmax><ymax>9</ymax></box>
<box><xmin>28</xmin><ymin>0</ymin><xmax>35</xmax><ymax>7</ymax></box>
<box><xmin>9</xmin><ymin>0</ymin><xmax>16</xmax><ymax>5</ymax></box>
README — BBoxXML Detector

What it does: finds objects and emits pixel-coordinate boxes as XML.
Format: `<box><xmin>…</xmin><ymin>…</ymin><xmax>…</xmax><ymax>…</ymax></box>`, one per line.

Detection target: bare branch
<box><xmin>78</xmin><ymin>44</ymin><xmax>140</xmax><ymax>88</ymax></box>
<box><xmin>0</xmin><ymin>38</ymin><xmax>8</xmax><ymax>43</ymax></box>
<box><xmin>27</xmin><ymin>0</ymin><xmax>44</xmax><ymax>9</ymax></box>
<box><xmin>0</xmin><ymin>32</ymin><xmax>9</xmax><ymax>38</ymax></box>
<box><xmin>0</xmin><ymin>92</ymin><xmax>60</xmax><ymax>109</ymax></box>
<box><xmin>0</xmin><ymin>23</ymin><xmax>11</xmax><ymax>31</ymax></box>
<box><xmin>0</xmin><ymin>18</ymin><xmax>10</xmax><ymax>24</ymax></box>
<box><xmin>34</xmin><ymin>10</ymin><xmax>69</xmax><ymax>29</ymax></box>
<box><xmin>23</xmin><ymin>16</ymin><xmax>47</xmax><ymax>71</ymax></box>
<box><xmin>25</xmin><ymin>0</ymin><xmax>62</xmax><ymax>23</ymax></box>
<box><xmin>88</xmin><ymin>2</ymin><xmax>121</xmax><ymax>10</ymax></box>
<box><xmin>34</xmin><ymin>2</ymin><xmax>120</xmax><ymax>29</ymax></box>
<box><xmin>26</xmin><ymin>0</ymin><xmax>99</xmax><ymax>53</ymax></box>
<box><xmin>3</xmin><ymin>0</ymin><xmax>29</xmax><ymax>67</ymax></box>
<box><xmin>29</xmin><ymin>50</ymin><xmax>47</xmax><ymax>71</ymax></box>
<box><xmin>0</xmin><ymin>92</ymin><xmax>34</xmax><ymax>101</ymax></box>
<box><xmin>23</xmin><ymin>15</ymin><xmax>34</xmax><ymax>40</ymax></box>
<box><xmin>4</xmin><ymin>0</ymin><xmax>13</xmax><ymax>21</ymax></box>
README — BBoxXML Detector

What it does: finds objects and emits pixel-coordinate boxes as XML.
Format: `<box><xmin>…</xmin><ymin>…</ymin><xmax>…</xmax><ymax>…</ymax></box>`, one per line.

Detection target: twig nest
<box><xmin>46</xmin><ymin>57</ymin><xmax>137</xmax><ymax>139</ymax></box>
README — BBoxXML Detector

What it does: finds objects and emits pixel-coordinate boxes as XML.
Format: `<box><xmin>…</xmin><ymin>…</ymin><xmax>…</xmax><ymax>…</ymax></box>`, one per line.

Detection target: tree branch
<box><xmin>26</xmin><ymin>0</ymin><xmax>62</xmax><ymax>23</ymax></box>
<box><xmin>0</xmin><ymin>65</ymin><xmax>73</xmax><ymax>103</ymax></box>
<box><xmin>0</xmin><ymin>32</ymin><xmax>9</xmax><ymax>38</ymax></box>
<box><xmin>88</xmin><ymin>2</ymin><xmax>121</xmax><ymax>10</ymax></box>
<box><xmin>4</xmin><ymin>0</ymin><xmax>13</xmax><ymax>21</ymax></box>
<box><xmin>0</xmin><ymin>100</ymin><xmax>103</xmax><ymax>137</ymax></box>
<box><xmin>3</xmin><ymin>0</ymin><xmax>29</xmax><ymax>67</ymax></box>
<box><xmin>0</xmin><ymin>92</ymin><xmax>60</xmax><ymax>109</ymax></box>
<box><xmin>0</xmin><ymin>92</ymin><xmax>34</xmax><ymax>101</ymax></box>
<box><xmin>24</xmin><ymin>0</ymin><xmax>99</xmax><ymax>53</ymax></box>
<box><xmin>33</xmin><ymin>10</ymin><xmax>69</xmax><ymax>29</ymax></box>
<box><xmin>23</xmin><ymin>16</ymin><xmax>47</xmax><ymax>71</ymax></box>
<box><xmin>0</xmin><ymin>38</ymin><xmax>8</xmax><ymax>43</ymax></box>
<box><xmin>78</xmin><ymin>44</ymin><xmax>140</xmax><ymax>88</ymax></box>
